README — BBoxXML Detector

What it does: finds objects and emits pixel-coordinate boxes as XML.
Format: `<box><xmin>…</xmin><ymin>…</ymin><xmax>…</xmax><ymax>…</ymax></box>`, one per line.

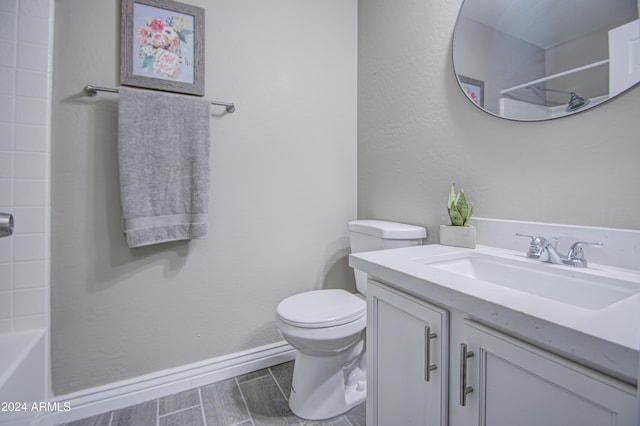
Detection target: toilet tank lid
<box><xmin>348</xmin><ymin>220</ymin><xmax>427</xmax><ymax>239</ymax></box>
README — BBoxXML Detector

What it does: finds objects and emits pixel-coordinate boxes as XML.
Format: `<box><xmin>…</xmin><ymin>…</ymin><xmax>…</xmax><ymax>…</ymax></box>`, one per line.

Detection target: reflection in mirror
<box><xmin>452</xmin><ymin>0</ymin><xmax>640</xmax><ymax>121</ymax></box>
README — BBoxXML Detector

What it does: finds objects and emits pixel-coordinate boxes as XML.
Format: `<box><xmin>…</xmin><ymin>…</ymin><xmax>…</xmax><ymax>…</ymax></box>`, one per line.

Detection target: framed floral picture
<box><xmin>121</xmin><ymin>0</ymin><xmax>205</xmax><ymax>96</ymax></box>
<box><xmin>458</xmin><ymin>75</ymin><xmax>484</xmax><ymax>108</ymax></box>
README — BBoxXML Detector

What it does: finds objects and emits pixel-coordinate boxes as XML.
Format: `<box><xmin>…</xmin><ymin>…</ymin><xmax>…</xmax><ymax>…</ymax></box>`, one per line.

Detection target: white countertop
<box><xmin>350</xmin><ymin>244</ymin><xmax>640</xmax><ymax>384</ymax></box>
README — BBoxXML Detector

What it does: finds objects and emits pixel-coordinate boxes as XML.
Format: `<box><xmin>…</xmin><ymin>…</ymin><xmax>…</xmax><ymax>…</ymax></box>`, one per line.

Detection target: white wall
<box><xmin>358</xmin><ymin>0</ymin><xmax>640</xmax><ymax>239</ymax></box>
<box><xmin>0</xmin><ymin>0</ymin><xmax>52</xmax><ymax>333</ymax></box>
<box><xmin>51</xmin><ymin>0</ymin><xmax>357</xmax><ymax>395</ymax></box>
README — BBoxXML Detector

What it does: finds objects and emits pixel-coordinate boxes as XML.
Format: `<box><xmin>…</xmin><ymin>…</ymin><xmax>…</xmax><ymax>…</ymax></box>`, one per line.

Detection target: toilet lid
<box><xmin>277</xmin><ymin>289</ymin><xmax>366</xmax><ymax>328</ymax></box>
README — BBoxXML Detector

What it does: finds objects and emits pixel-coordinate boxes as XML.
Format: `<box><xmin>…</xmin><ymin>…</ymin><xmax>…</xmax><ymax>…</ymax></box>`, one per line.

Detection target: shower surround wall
<box><xmin>0</xmin><ymin>0</ymin><xmax>52</xmax><ymax>334</ymax></box>
<box><xmin>51</xmin><ymin>0</ymin><xmax>357</xmax><ymax>395</ymax></box>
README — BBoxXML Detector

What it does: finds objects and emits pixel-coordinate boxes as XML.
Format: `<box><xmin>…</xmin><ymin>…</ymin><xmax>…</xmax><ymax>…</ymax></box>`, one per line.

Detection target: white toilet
<box><xmin>276</xmin><ymin>220</ymin><xmax>427</xmax><ymax>420</ymax></box>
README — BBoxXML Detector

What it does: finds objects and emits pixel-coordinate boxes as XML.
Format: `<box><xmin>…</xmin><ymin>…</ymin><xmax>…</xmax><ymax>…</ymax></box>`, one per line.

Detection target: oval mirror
<box><xmin>452</xmin><ymin>0</ymin><xmax>640</xmax><ymax>121</ymax></box>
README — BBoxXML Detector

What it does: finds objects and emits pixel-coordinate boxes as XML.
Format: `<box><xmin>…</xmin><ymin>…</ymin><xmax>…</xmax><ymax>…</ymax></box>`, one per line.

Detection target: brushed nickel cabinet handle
<box><xmin>459</xmin><ymin>343</ymin><xmax>474</xmax><ymax>406</ymax></box>
<box><xmin>424</xmin><ymin>326</ymin><xmax>438</xmax><ymax>382</ymax></box>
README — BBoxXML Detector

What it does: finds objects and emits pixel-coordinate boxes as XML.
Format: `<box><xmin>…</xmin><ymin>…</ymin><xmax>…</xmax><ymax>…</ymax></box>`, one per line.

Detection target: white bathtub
<box><xmin>0</xmin><ymin>329</ymin><xmax>46</xmax><ymax>426</ymax></box>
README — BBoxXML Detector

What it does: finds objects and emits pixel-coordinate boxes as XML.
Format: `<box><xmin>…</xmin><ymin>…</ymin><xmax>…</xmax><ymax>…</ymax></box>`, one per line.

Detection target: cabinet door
<box><xmin>454</xmin><ymin>320</ymin><xmax>637</xmax><ymax>426</ymax></box>
<box><xmin>367</xmin><ymin>281</ymin><xmax>449</xmax><ymax>426</ymax></box>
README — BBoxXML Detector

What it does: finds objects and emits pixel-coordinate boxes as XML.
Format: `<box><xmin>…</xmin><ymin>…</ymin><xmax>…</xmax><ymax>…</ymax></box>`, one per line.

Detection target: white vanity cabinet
<box><xmin>450</xmin><ymin>319</ymin><xmax>637</xmax><ymax>426</ymax></box>
<box><xmin>367</xmin><ymin>279</ymin><xmax>638</xmax><ymax>426</ymax></box>
<box><xmin>367</xmin><ymin>281</ymin><xmax>449</xmax><ymax>426</ymax></box>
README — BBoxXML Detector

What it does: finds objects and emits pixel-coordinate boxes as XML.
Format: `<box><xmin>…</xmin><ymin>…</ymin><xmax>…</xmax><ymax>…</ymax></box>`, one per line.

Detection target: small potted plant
<box><xmin>439</xmin><ymin>183</ymin><xmax>476</xmax><ymax>248</ymax></box>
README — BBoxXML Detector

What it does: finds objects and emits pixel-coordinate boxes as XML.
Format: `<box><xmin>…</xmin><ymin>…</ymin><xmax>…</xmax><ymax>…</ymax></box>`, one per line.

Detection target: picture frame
<box><xmin>121</xmin><ymin>0</ymin><xmax>205</xmax><ymax>96</ymax></box>
<box><xmin>458</xmin><ymin>75</ymin><xmax>484</xmax><ymax>108</ymax></box>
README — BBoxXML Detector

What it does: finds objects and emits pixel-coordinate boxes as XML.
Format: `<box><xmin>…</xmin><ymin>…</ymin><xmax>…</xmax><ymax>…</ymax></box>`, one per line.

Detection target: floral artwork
<box><xmin>463</xmin><ymin>84</ymin><xmax>480</xmax><ymax>105</ymax></box>
<box><xmin>132</xmin><ymin>3</ymin><xmax>195</xmax><ymax>84</ymax></box>
<box><xmin>458</xmin><ymin>76</ymin><xmax>484</xmax><ymax>108</ymax></box>
<box><xmin>121</xmin><ymin>0</ymin><xmax>204</xmax><ymax>95</ymax></box>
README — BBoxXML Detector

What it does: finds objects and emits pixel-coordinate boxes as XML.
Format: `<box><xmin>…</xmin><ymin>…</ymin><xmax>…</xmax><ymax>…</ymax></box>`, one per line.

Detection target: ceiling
<box><xmin>461</xmin><ymin>0</ymin><xmax>638</xmax><ymax>50</ymax></box>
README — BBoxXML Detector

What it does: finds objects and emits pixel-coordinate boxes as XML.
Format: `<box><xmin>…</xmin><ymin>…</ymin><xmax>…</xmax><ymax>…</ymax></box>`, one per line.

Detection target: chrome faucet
<box><xmin>516</xmin><ymin>233</ymin><xmax>603</xmax><ymax>268</ymax></box>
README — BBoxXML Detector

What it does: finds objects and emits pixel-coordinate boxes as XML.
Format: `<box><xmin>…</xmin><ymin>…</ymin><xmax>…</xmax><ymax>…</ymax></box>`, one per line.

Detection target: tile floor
<box><xmin>59</xmin><ymin>361</ymin><xmax>366</xmax><ymax>426</ymax></box>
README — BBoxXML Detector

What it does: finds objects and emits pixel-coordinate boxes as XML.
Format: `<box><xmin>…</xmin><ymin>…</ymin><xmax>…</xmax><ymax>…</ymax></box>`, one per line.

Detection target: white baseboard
<box><xmin>42</xmin><ymin>341</ymin><xmax>295</xmax><ymax>426</ymax></box>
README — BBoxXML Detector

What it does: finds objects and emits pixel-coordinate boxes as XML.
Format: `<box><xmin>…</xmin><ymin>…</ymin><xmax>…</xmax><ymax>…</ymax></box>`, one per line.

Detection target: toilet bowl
<box><xmin>276</xmin><ymin>220</ymin><xmax>427</xmax><ymax>420</ymax></box>
<box><xmin>276</xmin><ymin>289</ymin><xmax>367</xmax><ymax>420</ymax></box>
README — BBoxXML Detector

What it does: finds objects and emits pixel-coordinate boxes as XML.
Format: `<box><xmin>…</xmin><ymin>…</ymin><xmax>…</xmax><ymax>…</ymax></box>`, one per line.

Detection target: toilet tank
<box><xmin>348</xmin><ymin>220</ymin><xmax>427</xmax><ymax>294</ymax></box>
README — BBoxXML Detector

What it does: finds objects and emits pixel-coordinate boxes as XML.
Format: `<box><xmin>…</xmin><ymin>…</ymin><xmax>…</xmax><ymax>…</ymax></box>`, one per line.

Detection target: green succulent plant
<box><xmin>447</xmin><ymin>183</ymin><xmax>473</xmax><ymax>226</ymax></box>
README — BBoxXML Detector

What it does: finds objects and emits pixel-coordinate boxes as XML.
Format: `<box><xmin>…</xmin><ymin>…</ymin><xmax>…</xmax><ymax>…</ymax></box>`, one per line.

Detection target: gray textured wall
<box><xmin>358</xmin><ymin>0</ymin><xmax>640</xmax><ymax>240</ymax></box>
<box><xmin>51</xmin><ymin>0</ymin><xmax>357</xmax><ymax>394</ymax></box>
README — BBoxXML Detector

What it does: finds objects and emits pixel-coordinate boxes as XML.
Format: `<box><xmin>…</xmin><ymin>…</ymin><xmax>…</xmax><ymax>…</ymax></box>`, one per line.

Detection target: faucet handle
<box><xmin>515</xmin><ymin>232</ymin><xmax>536</xmax><ymax>241</ymax></box>
<box><xmin>515</xmin><ymin>233</ymin><xmax>546</xmax><ymax>245</ymax></box>
<box><xmin>515</xmin><ymin>233</ymin><xmax>547</xmax><ymax>258</ymax></box>
<box><xmin>566</xmin><ymin>241</ymin><xmax>604</xmax><ymax>259</ymax></box>
<box><xmin>564</xmin><ymin>241</ymin><xmax>603</xmax><ymax>268</ymax></box>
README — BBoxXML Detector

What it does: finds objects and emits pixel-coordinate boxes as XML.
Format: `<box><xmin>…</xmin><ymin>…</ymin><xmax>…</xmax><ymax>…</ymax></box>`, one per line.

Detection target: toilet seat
<box><xmin>277</xmin><ymin>289</ymin><xmax>366</xmax><ymax>328</ymax></box>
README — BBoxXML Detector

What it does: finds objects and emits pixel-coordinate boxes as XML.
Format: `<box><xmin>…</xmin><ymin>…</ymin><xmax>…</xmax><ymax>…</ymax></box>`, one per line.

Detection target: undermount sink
<box><xmin>421</xmin><ymin>253</ymin><xmax>640</xmax><ymax>310</ymax></box>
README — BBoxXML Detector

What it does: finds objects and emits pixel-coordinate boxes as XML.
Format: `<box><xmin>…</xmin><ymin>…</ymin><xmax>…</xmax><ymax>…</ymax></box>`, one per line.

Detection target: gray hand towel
<box><xmin>118</xmin><ymin>87</ymin><xmax>211</xmax><ymax>248</ymax></box>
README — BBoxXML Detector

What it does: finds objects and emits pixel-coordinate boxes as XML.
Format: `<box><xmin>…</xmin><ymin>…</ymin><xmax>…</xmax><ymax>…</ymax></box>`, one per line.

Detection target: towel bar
<box><xmin>83</xmin><ymin>84</ymin><xmax>236</xmax><ymax>113</ymax></box>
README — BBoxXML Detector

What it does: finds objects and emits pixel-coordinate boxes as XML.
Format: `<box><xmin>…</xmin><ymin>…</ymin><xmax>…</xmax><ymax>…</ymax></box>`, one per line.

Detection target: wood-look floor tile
<box><xmin>301</xmin><ymin>415</ymin><xmax>353</xmax><ymax>425</ymax></box>
<box><xmin>269</xmin><ymin>361</ymin><xmax>294</xmax><ymax>398</ymax></box>
<box><xmin>299</xmin><ymin>402</ymin><xmax>366</xmax><ymax>426</ymax></box>
<box><xmin>236</xmin><ymin>367</ymin><xmax>270</xmax><ymax>383</ymax></box>
<box><xmin>61</xmin><ymin>412</ymin><xmax>112</xmax><ymax>426</ymax></box>
<box><xmin>239</xmin><ymin>375</ymin><xmax>300</xmax><ymax>425</ymax></box>
<box><xmin>111</xmin><ymin>400</ymin><xmax>157</xmax><ymax>426</ymax></box>
<box><xmin>158</xmin><ymin>389</ymin><xmax>200</xmax><ymax>416</ymax></box>
<box><xmin>201</xmin><ymin>378</ymin><xmax>251</xmax><ymax>426</ymax></box>
<box><xmin>158</xmin><ymin>388</ymin><xmax>200</xmax><ymax>415</ymax></box>
<box><xmin>345</xmin><ymin>403</ymin><xmax>366</xmax><ymax>426</ymax></box>
<box><xmin>158</xmin><ymin>406</ymin><xmax>205</xmax><ymax>426</ymax></box>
